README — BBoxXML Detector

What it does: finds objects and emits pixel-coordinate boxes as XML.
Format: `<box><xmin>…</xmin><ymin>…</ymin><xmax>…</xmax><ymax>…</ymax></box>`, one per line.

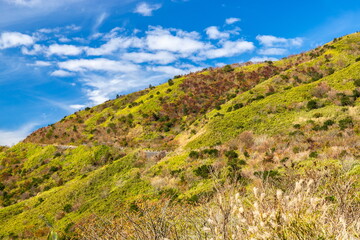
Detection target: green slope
<box><xmin>0</xmin><ymin>32</ymin><xmax>359</xmax><ymax>239</ymax></box>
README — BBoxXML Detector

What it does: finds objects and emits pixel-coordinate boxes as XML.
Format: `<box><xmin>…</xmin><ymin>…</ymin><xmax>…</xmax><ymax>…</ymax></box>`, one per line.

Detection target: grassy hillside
<box><xmin>0</xmin><ymin>32</ymin><xmax>359</xmax><ymax>239</ymax></box>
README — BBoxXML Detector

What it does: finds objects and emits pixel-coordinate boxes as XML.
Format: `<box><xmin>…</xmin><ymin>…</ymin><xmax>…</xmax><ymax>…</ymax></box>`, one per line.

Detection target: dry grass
<box><xmin>74</xmin><ymin>162</ymin><xmax>359</xmax><ymax>240</ymax></box>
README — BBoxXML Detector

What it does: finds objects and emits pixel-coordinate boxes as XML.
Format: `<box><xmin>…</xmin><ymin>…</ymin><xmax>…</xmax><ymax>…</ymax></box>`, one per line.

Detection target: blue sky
<box><xmin>0</xmin><ymin>0</ymin><xmax>359</xmax><ymax>145</ymax></box>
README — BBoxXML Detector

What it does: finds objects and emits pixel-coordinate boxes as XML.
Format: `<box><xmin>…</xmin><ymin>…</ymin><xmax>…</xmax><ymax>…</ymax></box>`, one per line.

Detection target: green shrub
<box><xmin>189</xmin><ymin>151</ymin><xmax>200</xmax><ymax>159</ymax></box>
<box><xmin>168</xmin><ymin>79</ymin><xmax>174</xmax><ymax>86</ymax></box>
<box><xmin>325</xmin><ymin>195</ymin><xmax>336</xmax><ymax>202</ymax></box>
<box><xmin>63</xmin><ymin>204</ymin><xmax>72</xmax><ymax>213</ymax></box>
<box><xmin>233</xmin><ymin>103</ymin><xmax>243</xmax><ymax>110</ymax></box>
<box><xmin>223</xmin><ymin>65</ymin><xmax>234</xmax><ymax>72</ymax></box>
<box><xmin>307</xmin><ymin>100</ymin><xmax>318</xmax><ymax>110</ymax></box>
<box><xmin>293</xmin><ymin>146</ymin><xmax>300</xmax><ymax>153</ymax></box>
<box><xmin>201</xmin><ymin>149</ymin><xmax>219</xmax><ymax>158</ymax></box>
<box><xmin>238</xmin><ymin>159</ymin><xmax>247</xmax><ymax>165</ymax></box>
<box><xmin>353</xmin><ymin>89</ymin><xmax>360</xmax><ymax>98</ymax></box>
<box><xmin>312</xmin><ymin>125</ymin><xmax>322</xmax><ymax>131</ymax></box>
<box><xmin>129</xmin><ymin>202</ymin><xmax>140</xmax><ymax>212</ymax></box>
<box><xmin>45</xmin><ymin>129</ymin><xmax>54</xmax><ymax>139</ymax></box>
<box><xmin>313</xmin><ymin>113</ymin><xmax>323</xmax><ymax>118</ymax></box>
<box><xmin>309</xmin><ymin>152</ymin><xmax>318</xmax><ymax>158</ymax></box>
<box><xmin>50</xmin><ymin>166</ymin><xmax>59</xmax><ymax>172</ymax></box>
<box><xmin>225</xmin><ymin>150</ymin><xmax>238</xmax><ymax>160</ymax></box>
<box><xmin>194</xmin><ymin>165</ymin><xmax>213</xmax><ymax>178</ymax></box>
<box><xmin>323</xmin><ymin>120</ymin><xmax>335</xmax><ymax>126</ymax></box>
<box><xmin>340</xmin><ymin>95</ymin><xmax>353</xmax><ymax>106</ymax></box>
<box><xmin>254</xmin><ymin>170</ymin><xmax>280</xmax><ymax>180</ymax></box>
<box><xmin>339</xmin><ymin>117</ymin><xmax>353</xmax><ymax>130</ymax></box>
<box><xmin>310</xmin><ymin>72</ymin><xmax>323</xmax><ymax>82</ymax></box>
<box><xmin>354</xmin><ymin>79</ymin><xmax>360</xmax><ymax>87</ymax></box>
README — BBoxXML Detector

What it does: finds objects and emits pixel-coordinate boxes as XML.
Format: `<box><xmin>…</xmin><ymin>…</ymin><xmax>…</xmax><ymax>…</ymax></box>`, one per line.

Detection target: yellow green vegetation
<box><xmin>0</xmin><ymin>32</ymin><xmax>359</xmax><ymax>239</ymax></box>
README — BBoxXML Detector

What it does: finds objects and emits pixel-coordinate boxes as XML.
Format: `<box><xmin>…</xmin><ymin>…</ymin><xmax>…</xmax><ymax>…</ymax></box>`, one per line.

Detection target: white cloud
<box><xmin>122</xmin><ymin>51</ymin><xmax>177</xmax><ymax>64</ymax></box>
<box><xmin>202</xmin><ymin>40</ymin><xmax>255</xmax><ymax>59</ymax></box>
<box><xmin>134</xmin><ymin>2</ymin><xmax>161</xmax><ymax>16</ymax></box>
<box><xmin>69</xmin><ymin>104</ymin><xmax>85</xmax><ymax>110</ymax></box>
<box><xmin>258</xmin><ymin>47</ymin><xmax>287</xmax><ymax>55</ymax></box>
<box><xmin>82</xmin><ymin>73</ymin><xmax>145</xmax><ymax>104</ymax></box>
<box><xmin>148</xmin><ymin>64</ymin><xmax>202</xmax><ymax>75</ymax></box>
<box><xmin>215</xmin><ymin>62</ymin><xmax>226</xmax><ymax>67</ymax></box>
<box><xmin>38</xmin><ymin>25</ymin><xmax>81</xmax><ymax>34</ymax></box>
<box><xmin>21</xmin><ymin>44</ymin><xmax>44</xmax><ymax>55</ymax></box>
<box><xmin>50</xmin><ymin>69</ymin><xmax>74</xmax><ymax>77</ymax></box>
<box><xmin>58</xmin><ymin>37</ymin><xmax>71</xmax><ymax>43</ymax></box>
<box><xmin>86</xmin><ymin>37</ymin><xmax>143</xmax><ymax>56</ymax></box>
<box><xmin>73</xmin><ymin>37</ymin><xmax>86</xmax><ymax>43</ymax></box>
<box><xmin>256</xmin><ymin>35</ymin><xmax>303</xmax><ymax>47</ymax></box>
<box><xmin>58</xmin><ymin>58</ymin><xmax>139</xmax><ymax>73</ymax></box>
<box><xmin>38</xmin><ymin>27</ymin><xmax>61</xmax><ymax>34</ymax></box>
<box><xmin>146</xmin><ymin>26</ymin><xmax>208</xmax><ymax>54</ymax></box>
<box><xmin>0</xmin><ymin>122</ymin><xmax>38</xmax><ymax>146</ymax></box>
<box><xmin>28</xmin><ymin>60</ymin><xmax>52</xmax><ymax>66</ymax></box>
<box><xmin>290</xmin><ymin>38</ymin><xmax>303</xmax><ymax>46</ymax></box>
<box><xmin>148</xmin><ymin>66</ymin><xmax>187</xmax><ymax>75</ymax></box>
<box><xmin>0</xmin><ymin>32</ymin><xmax>34</xmax><ymax>49</ymax></box>
<box><xmin>226</xmin><ymin>17</ymin><xmax>241</xmax><ymax>24</ymax></box>
<box><xmin>250</xmin><ymin>56</ymin><xmax>278</xmax><ymax>62</ymax></box>
<box><xmin>205</xmin><ymin>26</ymin><xmax>230</xmax><ymax>39</ymax></box>
<box><xmin>65</xmin><ymin>24</ymin><xmax>81</xmax><ymax>31</ymax></box>
<box><xmin>80</xmin><ymin>63</ymin><xmax>201</xmax><ymax>105</ymax></box>
<box><xmin>47</xmin><ymin>44</ymin><xmax>83</xmax><ymax>56</ymax></box>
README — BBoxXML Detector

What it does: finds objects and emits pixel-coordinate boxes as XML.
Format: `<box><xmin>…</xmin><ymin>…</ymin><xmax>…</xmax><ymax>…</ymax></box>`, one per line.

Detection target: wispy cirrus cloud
<box><xmin>93</xmin><ymin>12</ymin><xmax>108</xmax><ymax>33</ymax></box>
<box><xmin>4</xmin><ymin>0</ymin><xmax>41</xmax><ymax>7</ymax></box>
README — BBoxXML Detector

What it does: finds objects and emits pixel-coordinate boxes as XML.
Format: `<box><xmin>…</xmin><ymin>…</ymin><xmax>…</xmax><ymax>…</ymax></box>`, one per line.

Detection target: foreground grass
<box><xmin>75</xmin><ymin>158</ymin><xmax>360</xmax><ymax>240</ymax></box>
